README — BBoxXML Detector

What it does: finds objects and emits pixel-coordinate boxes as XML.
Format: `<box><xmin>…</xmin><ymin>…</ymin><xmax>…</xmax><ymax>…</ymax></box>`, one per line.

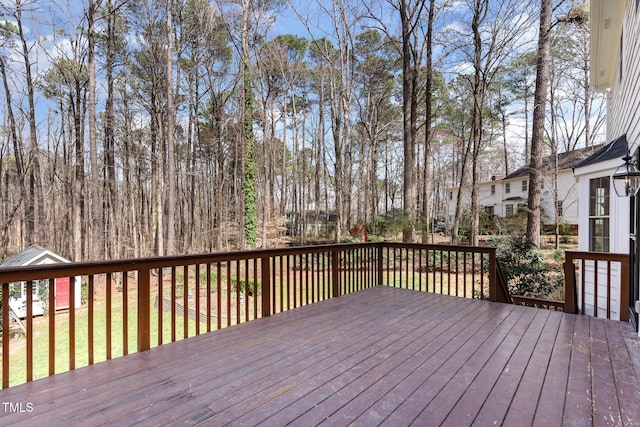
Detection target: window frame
<box><xmin>589</xmin><ymin>177</ymin><xmax>610</xmax><ymax>252</ymax></box>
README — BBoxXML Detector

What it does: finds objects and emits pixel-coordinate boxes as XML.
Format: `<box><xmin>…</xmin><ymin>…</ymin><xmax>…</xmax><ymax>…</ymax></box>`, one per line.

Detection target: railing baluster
<box><xmin>184</xmin><ymin>265</ymin><xmax>190</xmax><ymax>338</ymax></box>
<box><xmin>462</xmin><ymin>252</ymin><xmax>467</xmax><ymax>298</ymax></box>
<box><xmin>206</xmin><ymin>264</ymin><xmax>211</xmax><ymax>332</ymax></box>
<box><xmin>158</xmin><ymin>268</ymin><xmax>163</xmax><ymax>345</ymax></box>
<box><xmin>418</xmin><ymin>249</ymin><xmax>423</xmax><ymax>291</ymax></box>
<box><xmin>171</xmin><ymin>267</ymin><xmax>176</xmax><ymax>342</ymax></box>
<box><xmin>48</xmin><ymin>277</ymin><xmax>55</xmax><ymax>376</ymax></box>
<box><xmin>235</xmin><ymin>260</ymin><xmax>240</xmax><ymax>326</ymax></box>
<box><xmin>106</xmin><ymin>273</ymin><xmax>112</xmax><ymax>360</ymax></box>
<box><xmin>70</xmin><ymin>276</ymin><xmax>76</xmax><ymax>369</ymax></box>
<box><xmin>261</xmin><ymin>256</ymin><xmax>271</xmax><ymax>317</ymax></box>
<box><xmin>88</xmin><ymin>275</ymin><xmax>94</xmax><ymax>364</ymax></box>
<box><xmin>607</xmin><ymin>260</ymin><xmax>611</xmax><ymax>319</ymax></box>
<box><xmin>278</xmin><ymin>256</ymin><xmax>284</xmax><ymax>311</ymax></box>
<box><xmin>255</xmin><ymin>258</ymin><xmax>259</xmax><ymax>319</ymax></box>
<box><xmin>123</xmin><ymin>272</ymin><xmax>128</xmax><ymax>356</ymax></box>
<box><xmin>581</xmin><ymin>259</ymin><xmax>586</xmax><ymax>315</ymax></box>
<box><xmin>2</xmin><ymin>283</ymin><xmax>9</xmax><ymax>388</ymax></box>
<box><xmin>26</xmin><ymin>280</ymin><xmax>33</xmax><ymax>382</ymax></box>
<box><xmin>471</xmin><ymin>253</ymin><xmax>476</xmax><ymax>299</ymax></box>
<box><xmin>480</xmin><ymin>254</ymin><xmax>485</xmax><ymax>300</ymax></box>
<box><xmin>217</xmin><ymin>263</ymin><xmax>222</xmax><ymax>330</ymax></box>
<box><xmin>432</xmin><ymin>249</ymin><xmax>436</xmax><ymax>291</ymax></box>
<box><xmin>308</xmin><ymin>253</ymin><xmax>313</xmax><ymax>304</ymax></box>
<box><xmin>287</xmin><ymin>255</ymin><xmax>291</xmax><ymax>309</ymax></box>
<box><xmin>594</xmin><ymin>260</ymin><xmax>599</xmax><ymax>318</ymax></box>
<box><xmin>311</xmin><ymin>253</ymin><xmax>316</xmax><ymax>302</ymax></box>
<box><xmin>226</xmin><ymin>261</ymin><xmax>231</xmax><ymax>327</ymax></box>
<box><xmin>245</xmin><ymin>259</ymin><xmax>250</xmax><ymax>323</ymax></box>
<box><xmin>196</xmin><ymin>264</ymin><xmax>201</xmax><ymax>334</ymax></box>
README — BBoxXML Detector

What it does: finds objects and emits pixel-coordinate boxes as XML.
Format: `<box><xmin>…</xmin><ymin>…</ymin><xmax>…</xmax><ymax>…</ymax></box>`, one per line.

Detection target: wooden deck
<box><xmin>2</xmin><ymin>286</ymin><xmax>639</xmax><ymax>426</ymax></box>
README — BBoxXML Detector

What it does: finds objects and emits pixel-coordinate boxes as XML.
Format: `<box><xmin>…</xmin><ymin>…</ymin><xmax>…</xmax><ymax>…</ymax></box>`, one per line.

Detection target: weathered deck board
<box><xmin>1</xmin><ymin>286</ymin><xmax>639</xmax><ymax>426</ymax></box>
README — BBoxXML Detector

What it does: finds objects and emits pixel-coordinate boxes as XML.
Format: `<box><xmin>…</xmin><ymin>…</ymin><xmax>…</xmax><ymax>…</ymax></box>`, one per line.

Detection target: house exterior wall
<box><xmin>574</xmin><ymin>158</ymin><xmax>629</xmax><ymax>322</ymax></box>
<box><xmin>585</xmin><ymin>0</ymin><xmax>640</xmax><ymax>332</ymax></box>
<box><xmin>445</xmin><ymin>170</ymin><xmax>580</xmax><ymax>228</ymax></box>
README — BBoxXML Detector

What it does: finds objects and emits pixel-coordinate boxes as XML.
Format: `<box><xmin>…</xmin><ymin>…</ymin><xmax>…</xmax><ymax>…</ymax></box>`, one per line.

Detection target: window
<box><xmin>505</xmin><ymin>204</ymin><xmax>514</xmax><ymax>215</ymax></box>
<box><xmin>589</xmin><ymin>177</ymin><xmax>610</xmax><ymax>252</ymax></box>
<box><xmin>485</xmin><ymin>206</ymin><xmax>494</xmax><ymax>216</ymax></box>
<box><xmin>491</xmin><ymin>184</ymin><xmax>495</xmax><ymax>195</ymax></box>
<box><xmin>449</xmin><ymin>191</ymin><xmax>453</xmax><ymax>200</ymax></box>
<box><xmin>557</xmin><ymin>200</ymin><xmax>563</xmax><ymax>217</ymax></box>
<box><xmin>522</xmin><ymin>180</ymin><xmax>527</xmax><ymax>192</ymax></box>
<box><xmin>505</xmin><ymin>183</ymin><xmax>511</xmax><ymax>194</ymax></box>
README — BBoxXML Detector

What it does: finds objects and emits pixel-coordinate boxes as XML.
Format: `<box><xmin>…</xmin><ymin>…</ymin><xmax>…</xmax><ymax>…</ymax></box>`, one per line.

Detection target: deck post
<box><xmin>488</xmin><ymin>249</ymin><xmax>497</xmax><ymax>302</ymax></box>
<box><xmin>137</xmin><ymin>268</ymin><xmax>151</xmax><ymax>352</ymax></box>
<box><xmin>377</xmin><ymin>243</ymin><xmax>384</xmax><ymax>286</ymax></box>
<box><xmin>332</xmin><ymin>250</ymin><xmax>340</xmax><ymax>297</ymax></box>
<box><xmin>261</xmin><ymin>257</ymin><xmax>271</xmax><ymax>317</ymax></box>
<box><xmin>564</xmin><ymin>254</ymin><xmax>577</xmax><ymax>314</ymax></box>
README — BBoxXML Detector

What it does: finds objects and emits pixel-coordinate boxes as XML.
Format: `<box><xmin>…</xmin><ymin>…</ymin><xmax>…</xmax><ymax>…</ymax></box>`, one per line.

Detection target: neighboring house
<box><xmin>445</xmin><ymin>145</ymin><xmax>600</xmax><ymax>231</ymax></box>
<box><xmin>575</xmin><ymin>0</ymin><xmax>640</xmax><ymax>330</ymax></box>
<box><xmin>0</xmin><ymin>245</ymin><xmax>81</xmax><ymax>318</ymax></box>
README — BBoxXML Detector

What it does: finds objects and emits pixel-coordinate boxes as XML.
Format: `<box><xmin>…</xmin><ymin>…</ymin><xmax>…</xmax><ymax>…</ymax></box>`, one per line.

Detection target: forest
<box><xmin>0</xmin><ymin>0</ymin><xmax>603</xmax><ymax>262</ymax></box>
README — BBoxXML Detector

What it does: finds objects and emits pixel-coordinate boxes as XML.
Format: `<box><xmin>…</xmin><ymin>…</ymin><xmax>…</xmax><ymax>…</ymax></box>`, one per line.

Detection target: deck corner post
<box><xmin>261</xmin><ymin>257</ymin><xmax>271</xmax><ymax>317</ymax></box>
<box><xmin>488</xmin><ymin>249</ymin><xmax>497</xmax><ymax>302</ymax></box>
<box><xmin>332</xmin><ymin>250</ymin><xmax>340</xmax><ymax>298</ymax></box>
<box><xmin>564</xmin><ymin>253</ymin><xmax>577</xmax><ymax>314</ymax></box>
<box><xmin>137</xmin><ymin>268</ymin><xmax>151</xmax><ymax>352</ymax></box>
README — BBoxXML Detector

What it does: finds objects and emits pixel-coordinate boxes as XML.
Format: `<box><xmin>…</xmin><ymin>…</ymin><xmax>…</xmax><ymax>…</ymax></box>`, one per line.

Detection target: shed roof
<box><xmin>0</xmin><ymin>245</ymin><xmax>69</xmax><ymax>268</ymax></box>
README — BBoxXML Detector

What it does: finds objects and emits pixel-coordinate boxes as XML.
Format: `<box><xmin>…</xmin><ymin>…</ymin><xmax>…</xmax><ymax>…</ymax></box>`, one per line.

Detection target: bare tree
<box><xmin>526</xmin><ymin>0</ymin><xmax>552</xmax><ymax>247</ymax></box>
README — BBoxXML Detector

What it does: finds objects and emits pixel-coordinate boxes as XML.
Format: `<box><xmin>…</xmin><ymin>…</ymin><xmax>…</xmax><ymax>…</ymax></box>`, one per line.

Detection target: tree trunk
<box><xmin>87</xmin><ymin>0</ymin><xmax>102</xmax><ymax>260</ymax></box>
<box><xmin>166</xmin><ymin>0</ymin><xmax>176</xmax><ymax>255</ymax></box>
<box><xmin>526</xmin><ymin>0</ymin><xmax>552</xmax><ymax>247</ymax></box>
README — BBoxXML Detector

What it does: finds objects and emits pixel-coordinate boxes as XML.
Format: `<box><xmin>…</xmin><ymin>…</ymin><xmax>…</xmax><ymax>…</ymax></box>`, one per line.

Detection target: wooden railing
<box><xmin>564</xmin><ymin>251</ymin><xmax>630</xmax><ymax>321</ymax></box>
<box><xmin>0</xmin><ymin>242</ymin><xmax>504</xmax><ymax>389</ymax></box>
<box><xmin>380</xmin><ymin>243</ymin><xmax>511</xmax><ymax>303</ymax></box>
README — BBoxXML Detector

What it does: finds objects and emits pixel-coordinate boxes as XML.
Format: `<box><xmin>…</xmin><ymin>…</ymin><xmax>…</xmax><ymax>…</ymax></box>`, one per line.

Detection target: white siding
<box><xmin>607</xmin><ymin>3</ymin><xmax>640</xmax><ymax>151</ymax></box>
<box><xmin>578</xmin><ymin>261</ymin><xmax>623</xmax><ymax>321</ymax></box>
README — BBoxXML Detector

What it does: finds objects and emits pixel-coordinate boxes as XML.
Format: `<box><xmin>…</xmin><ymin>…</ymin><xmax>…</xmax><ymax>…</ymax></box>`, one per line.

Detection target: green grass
<box><xmin>4</xmin><ymin>302</ymin><xmax>210</xmax><ymax>387</ymax></box>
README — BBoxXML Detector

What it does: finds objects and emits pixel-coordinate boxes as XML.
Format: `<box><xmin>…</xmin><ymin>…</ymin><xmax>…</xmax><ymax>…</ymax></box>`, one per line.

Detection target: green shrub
<box><xmin>373</xmin><ymin>217</ymin><xmax>403</xmax><ymax>238</ymax></box>
<box><xmin>81</xmin><ymin>282</ymin><xmax>89</xmax><ymax>305</ymax></box>
<box><xmin>489</xmin><ymin>234</ymin><xmax>560</xmax><ymax>298</ymax></box>
<box><xmin>230</xmin><ymin>277</ymin><xmax>261</xmax><ymax>296</ymax></box>
<box><xmin>552</xmin><ymin>250</ymin><xmax>565</xmax><ymax>261</ymax></box>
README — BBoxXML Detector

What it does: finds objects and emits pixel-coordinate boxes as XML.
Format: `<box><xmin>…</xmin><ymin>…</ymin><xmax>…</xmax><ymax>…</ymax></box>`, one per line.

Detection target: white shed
<box><xmin>0</xmin><ymin>245</ymin><xmax>82</xmax><ymax>318</ymax></box>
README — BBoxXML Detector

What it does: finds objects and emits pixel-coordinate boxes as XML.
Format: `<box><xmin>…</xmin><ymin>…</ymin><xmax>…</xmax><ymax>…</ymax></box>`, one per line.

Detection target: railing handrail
<box><xmin>0</xmin><ymin>242</ymin><xmax>382</xmax><ymax>283</ymax></box>
<box><xmin>565</xmin><ymin>251</ymin><xmax>630</xmax><ymax>263</ymax></box>
<box><xmin>0</xmin><ymin>242</ymin><xmax>497</xmax><ymax>283</ymax></box>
